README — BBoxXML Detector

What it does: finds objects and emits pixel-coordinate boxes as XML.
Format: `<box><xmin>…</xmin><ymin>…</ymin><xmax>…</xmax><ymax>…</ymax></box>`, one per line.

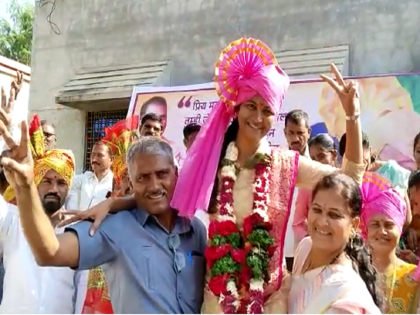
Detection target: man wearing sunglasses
<box><xmin>40</xmin><ymin>120</ymin><xmax>57</xmax><ymax>151</ymax></box>
<box><xmin>6</xmin><ymin>132</ymin><xmax>207</xmax><ymax>314</ymax></box>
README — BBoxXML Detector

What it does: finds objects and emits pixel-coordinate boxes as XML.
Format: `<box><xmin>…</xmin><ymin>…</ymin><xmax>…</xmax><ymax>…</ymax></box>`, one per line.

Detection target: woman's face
<box><xmin>237</xmin><ymin>96</ymin><xmax>274</xmax><ymax>144</ymax></box>
<box><xmin>309</xmin><ymin>144</ymin><xmax>336</xmax><ymax>165</ymax></box>
<box><xmin>308</xmin><ymin>186</ymin><xmax>358</xmax><ymax>254</ymax></box>
<box><xmin>367</xmin><ymin>214</ymin><xmax>400</xmax><ymax>254</ymax></box>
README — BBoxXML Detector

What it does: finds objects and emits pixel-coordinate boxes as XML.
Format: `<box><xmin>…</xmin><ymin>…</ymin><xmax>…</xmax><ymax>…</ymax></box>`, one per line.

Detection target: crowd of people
<box><xmin>0</xmin><ymin>37</ymin><xmax>419</xmax><ymax>314</ymax></box>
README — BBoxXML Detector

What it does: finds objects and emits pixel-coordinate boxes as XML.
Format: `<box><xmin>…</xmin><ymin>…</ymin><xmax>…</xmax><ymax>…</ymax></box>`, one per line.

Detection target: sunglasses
<box><xmin>167</xmin><ymin>234</ymin><xmax>185</xmax><ymax>273</ymax></box>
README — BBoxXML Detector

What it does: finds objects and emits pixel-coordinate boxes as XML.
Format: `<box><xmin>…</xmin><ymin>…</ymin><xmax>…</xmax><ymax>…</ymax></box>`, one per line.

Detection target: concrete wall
<box><xmin>0</xmin><ymin>56</ymin><xmax>31</xmax><ymax>151</ymax></box>
<box><xmin>29</xmin><ymin>0</ymin><xmax>420</xmax><ymax>172</ymax></box>
<box><xmin>0</xmin><ymin>56</ymin><xmax>30</xmax><ymax>126</ymax></box>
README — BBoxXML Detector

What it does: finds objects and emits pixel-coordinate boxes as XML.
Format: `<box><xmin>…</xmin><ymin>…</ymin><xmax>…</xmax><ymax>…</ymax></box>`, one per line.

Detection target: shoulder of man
<box><xmin>68</xmin><ymin>209</ymin><xmax>133</xmax><ymax>236</ymax></box>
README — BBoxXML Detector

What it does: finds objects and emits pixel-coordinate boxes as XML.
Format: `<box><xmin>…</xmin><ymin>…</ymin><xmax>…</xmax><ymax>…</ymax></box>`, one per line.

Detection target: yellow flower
<box><xmin>319</xmin><ymin>77</ymin><xmax>413</xmax><ymax>139</ymax></box>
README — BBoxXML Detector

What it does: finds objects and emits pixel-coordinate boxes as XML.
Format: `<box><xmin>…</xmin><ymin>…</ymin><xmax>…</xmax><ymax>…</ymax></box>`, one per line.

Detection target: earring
<box><xmin>350</xmin><ymin>237</ymin><xmax>354</xmax><ymax>249</ymax></box>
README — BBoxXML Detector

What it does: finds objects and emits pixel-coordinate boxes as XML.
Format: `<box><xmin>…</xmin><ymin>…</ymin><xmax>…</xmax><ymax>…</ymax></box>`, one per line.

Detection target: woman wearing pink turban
<box><xmin>361</xmin><ymin>172</ymin><xmax>420</xmax><ymax>314</ymax></box>
<box><xmin>60</xmin><ymin>38</ymin><xmax>366</xmax><ymax>314</ymax></box>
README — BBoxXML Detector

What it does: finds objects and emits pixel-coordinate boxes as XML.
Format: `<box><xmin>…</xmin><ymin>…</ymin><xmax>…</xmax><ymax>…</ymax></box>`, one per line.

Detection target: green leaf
<box><xmin>211</xmin><ymin>255</ymin><xmax>241</xmax><ymax>277</ymax></box>
<box><xmin>246</xmin><ymin>252</ymin><xmax>269</xmax><ymax>280</ymax></box>
<box><xmin>247</xmin><ymin>229</ymin><xmax>274</xmax><ymax>250</ymax></box>
<box><xmin>0</xmin><ymin>0</ymin><xmax>34</xmax><ymax>65</ymax></box>
<box><xmin>210</xmin><ymin>233</ymin><xmax>241</xmax><ymax>248</ymax></box>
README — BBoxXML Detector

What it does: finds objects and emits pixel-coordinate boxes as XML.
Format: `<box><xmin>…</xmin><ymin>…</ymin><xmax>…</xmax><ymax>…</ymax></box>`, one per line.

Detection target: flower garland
<box><xmin>205</xmin><ymin>142</ymin><xmax>275</xmax><ymax>314</ymax></box>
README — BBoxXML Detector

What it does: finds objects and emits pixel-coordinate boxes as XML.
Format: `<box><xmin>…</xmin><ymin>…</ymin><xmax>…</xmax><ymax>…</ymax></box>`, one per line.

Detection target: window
<box><xmin>84</xmin><ymin>110</ymin><xmax>128</xmax><ymax>171</ymax></box>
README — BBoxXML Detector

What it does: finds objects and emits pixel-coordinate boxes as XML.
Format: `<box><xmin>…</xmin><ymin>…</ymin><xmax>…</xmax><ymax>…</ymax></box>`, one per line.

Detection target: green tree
<box><xmin>0</xmin><ymin>0</ymin><xmax>34</xmax><ymax>66</ymax></box>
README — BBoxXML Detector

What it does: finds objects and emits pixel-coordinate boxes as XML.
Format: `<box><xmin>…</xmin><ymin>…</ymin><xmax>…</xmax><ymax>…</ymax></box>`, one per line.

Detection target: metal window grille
<box><xmin>84</xmin><ymin>110</ymin><xmax>128</xmax><ymax>171</ymax></box>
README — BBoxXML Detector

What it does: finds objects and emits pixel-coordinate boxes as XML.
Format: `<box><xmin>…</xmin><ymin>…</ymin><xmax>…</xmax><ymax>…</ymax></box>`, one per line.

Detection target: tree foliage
<box><xmin>0</xmin><ymin>0</ymin><xmax>34</xmax><ymax>65</ymax></box>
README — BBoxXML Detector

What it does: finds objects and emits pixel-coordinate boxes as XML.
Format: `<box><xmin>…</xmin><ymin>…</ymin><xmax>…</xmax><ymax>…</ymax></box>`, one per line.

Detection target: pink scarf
<box><xmin>171</xmin><ymin>38</ymin><xmax>290</xmax><ymax>217</ymax></box>
<box><xmin>360</xmin><ymin>172</ymin><xmax>406</xmax><ymax>239</ymax></box>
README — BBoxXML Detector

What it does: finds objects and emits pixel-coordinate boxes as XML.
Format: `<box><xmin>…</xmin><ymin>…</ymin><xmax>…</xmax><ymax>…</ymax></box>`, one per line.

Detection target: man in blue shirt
<box><xmin>2</xmin><ymin>129</ymin><xmax>207</xmax><ymax>314</ymax></box>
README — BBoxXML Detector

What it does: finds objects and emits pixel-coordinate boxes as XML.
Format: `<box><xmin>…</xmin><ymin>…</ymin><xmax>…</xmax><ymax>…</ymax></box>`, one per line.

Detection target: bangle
<box><xmin>346</xmin><ymin>113</ymin><xmax>360</xmax><ymax>121</ymax></box>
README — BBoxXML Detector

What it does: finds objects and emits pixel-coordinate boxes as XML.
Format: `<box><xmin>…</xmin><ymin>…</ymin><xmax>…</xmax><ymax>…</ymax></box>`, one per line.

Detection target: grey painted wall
<box><xmin>29</xmin><ymin>0</ymin><xmax>420</xmax><ymax>171</ymax></box>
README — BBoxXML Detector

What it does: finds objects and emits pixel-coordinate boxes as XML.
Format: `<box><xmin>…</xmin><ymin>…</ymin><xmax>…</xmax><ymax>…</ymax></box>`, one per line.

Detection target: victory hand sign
<box><xmin>11</xmin><ymin>71</ymin><xmax>23</xmax><ymax>100</ymax></box>
<box><xmin>0</xmin><ymin>70</ymin><xmax>22</xmax><ymax>130</ymax></box>
<box><xmin>320</xmin><ymin>63</ymin><xmax>360</xmax><ymax>117</ymax></box>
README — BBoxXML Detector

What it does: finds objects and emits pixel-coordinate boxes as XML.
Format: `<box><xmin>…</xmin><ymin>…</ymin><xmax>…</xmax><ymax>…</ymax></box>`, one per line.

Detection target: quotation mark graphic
<box><xmin>177</xmin><ymin>96</ymin><xmax>192</xmax><ymax>108</ymax></box>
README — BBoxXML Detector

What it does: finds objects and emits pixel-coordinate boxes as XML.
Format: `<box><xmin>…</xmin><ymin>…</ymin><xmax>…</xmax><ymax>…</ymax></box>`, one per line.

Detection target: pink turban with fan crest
<box><xmin>360</xmin><ymin>172</ymin><xmax>406</xmax><ymax>239</ymax></box>
<box><xmin>170</xmin><ymin>38</ymin><xmax>290</xmax><ymax>217</ymax></box>
<box><xmin>359</xmin><ymin>172</ymin><xmax>420</xmax><ymax>280</ymax></box>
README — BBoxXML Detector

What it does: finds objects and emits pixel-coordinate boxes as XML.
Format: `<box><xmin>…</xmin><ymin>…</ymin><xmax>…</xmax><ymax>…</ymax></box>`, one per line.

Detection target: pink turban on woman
<box><xmin>360</xmin><ymin>172</ymin><xmax>407</xmax><ymax>239</ymax></box>
<box><xmin>171</xmin><ymin>38</ymin><xmax>290</xmax><ymax>217</ymax></box>
<box><xmin>359</xmin><ymin>172</ymin><xmax>420</xmax><ymax>280</ymax></box>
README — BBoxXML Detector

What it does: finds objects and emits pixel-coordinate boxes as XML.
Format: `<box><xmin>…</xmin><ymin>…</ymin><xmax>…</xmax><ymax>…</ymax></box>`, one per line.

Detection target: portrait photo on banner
<box><xmin>127</xmin><ymin>74</ymin><xmax>420</xmax><ymax>170</ymax></box>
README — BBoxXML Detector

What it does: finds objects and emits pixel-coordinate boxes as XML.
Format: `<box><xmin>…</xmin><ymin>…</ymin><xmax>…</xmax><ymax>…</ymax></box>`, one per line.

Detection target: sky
<box><xmin>0</xmin><ymin>0</ymin><xmax>34</xmax><ymax>20</ymax></box>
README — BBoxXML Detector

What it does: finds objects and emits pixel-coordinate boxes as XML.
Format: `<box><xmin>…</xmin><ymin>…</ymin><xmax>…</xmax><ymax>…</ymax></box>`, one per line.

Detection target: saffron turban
<box><xmin>4</xmin><ymin>115</ymin><xmax>75</xmax><ymax>203</ymax></box>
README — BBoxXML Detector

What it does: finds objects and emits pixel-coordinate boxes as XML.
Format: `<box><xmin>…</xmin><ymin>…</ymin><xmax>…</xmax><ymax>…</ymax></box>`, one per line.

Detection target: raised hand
<box><xmin>0</xmin><ymin>120</ymin><xmax>34</xmax><ymax>188</ymax></box>
<box><xmin>0</xmin><ymin>71</ymin><xmax>23</xmax><ymax>130</ymax></box>
<box><xmin>320</xmin><ymin>63</ymin><xmax>360</xmax><ymax>117</ymax></box>
<box><xmin>11</xmin><ymin>71</ymin><xmax>23</xmax><ymax>100</ymax></box>
<box><xmin>0</xmin><ymin>86</ymin><xmax>15</xmax><ymax>130</ymax></box>
<box><xmin>57</xmin><ymin>199</ymin><xmax>113</xmax><ymax>235</ymax></box>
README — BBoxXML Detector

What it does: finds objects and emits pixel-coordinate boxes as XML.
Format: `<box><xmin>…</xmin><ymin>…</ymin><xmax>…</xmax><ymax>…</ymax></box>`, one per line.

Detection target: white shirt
<box><xmin>195</xmin><ymin>209</ymin><xmax>209</xmax><ymax>234</ymax></box>
<box><xmin>0</xmin><ymin>198</ymin><xmax>80</xmax><ymax>313</ymax></box>
<box><xmin>284</xmin><ymin>146</ymin><xmax>310</xmax><ymax>258</ymax></box>
<box><xmin>66</xmin><ymin>170</ymin><xmax>113</xmax><ymax>211</ymax></box>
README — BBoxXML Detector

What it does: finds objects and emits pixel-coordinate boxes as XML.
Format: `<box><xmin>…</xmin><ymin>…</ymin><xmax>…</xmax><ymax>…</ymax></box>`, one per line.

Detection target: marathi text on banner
<box><xmin>128</xmin><ymin>76</ymin><xmax>420</xmax><ymax>170</ymax></box>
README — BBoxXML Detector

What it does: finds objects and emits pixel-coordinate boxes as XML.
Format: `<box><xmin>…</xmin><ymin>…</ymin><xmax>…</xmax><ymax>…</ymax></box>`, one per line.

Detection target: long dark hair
<box><xmin>208</xmin><ymin>118</ymin><xmax>239</xmax><ymax>214</ymax></box>
<box><xmin>312</xmin><ymin>173</ymin><xmax>382</xmax><ymax>308</ymax></box>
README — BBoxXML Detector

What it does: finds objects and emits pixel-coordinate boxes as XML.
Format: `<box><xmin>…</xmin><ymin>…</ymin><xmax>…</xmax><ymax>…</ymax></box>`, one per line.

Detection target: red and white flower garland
<box><xmin>205</xmin><ymin>142</ymin><xmax>275</xmax><ymax>314</ymax></box>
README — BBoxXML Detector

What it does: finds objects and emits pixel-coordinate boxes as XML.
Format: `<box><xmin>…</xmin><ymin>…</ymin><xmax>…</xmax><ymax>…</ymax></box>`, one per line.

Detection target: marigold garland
<box><xmin>205</xmin><ymin>142</ymin><xmax>275</xmax><ymax>314</ymax></box>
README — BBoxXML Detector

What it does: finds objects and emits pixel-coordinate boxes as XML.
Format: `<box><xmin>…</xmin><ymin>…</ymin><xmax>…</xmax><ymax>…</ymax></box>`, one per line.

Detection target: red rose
<box><xmin>231</xmin><ymin>249</ymin><xmax>246</xmax><ymax>264</ymax></box>
<box><xmin>209</xmin><ymin>220</ymin><xmax>239</xmax><ymax>239</ymax></box>
<box><xmin>262</xmin><ymin>221</ymin><xmax>273</xmax><ymax>231</ymax></box>
<box><xmin>243</xmin><ymin>213</ymin><xmax>265</xmax><ymax>237</ymax></box>
<box><xmin>209</xmin><ymin>274</ymin><xmax>230</xmax><ymax>295</ymax></box>
<box><xmin>205</xmin><ymin>244</ymin><xmax>231</xmax><ymax>263</ymax></box>
<box><xmin>222</xmin><ymin>220</ymin><xmax>239</xmax><ymax>236</ymax></box>
<box><xmin>208</xmin><ymin>221</ymin><xmax>219</xmax><ymax>238</ymax></box>
<box><xmin>243</xmin><ymin>217</ymin><xmax>254</xmax><ymax>238</ymax></box>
